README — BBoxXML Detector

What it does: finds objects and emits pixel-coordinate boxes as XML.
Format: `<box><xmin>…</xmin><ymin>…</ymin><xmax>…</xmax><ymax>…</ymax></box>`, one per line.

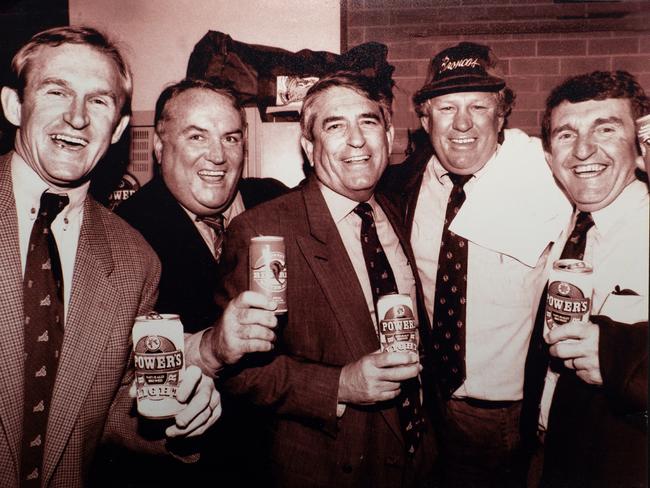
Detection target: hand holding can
<box><xmin>544</xmin><ymin>259</ymin><xmax>593</xmax><ymax>338</ymax></box>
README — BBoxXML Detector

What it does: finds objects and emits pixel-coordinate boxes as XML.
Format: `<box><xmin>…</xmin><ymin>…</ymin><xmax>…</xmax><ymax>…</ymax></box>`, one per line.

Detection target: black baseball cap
<box><xmin>413</xmin><ymin>42</ymin><xmax>506</xmax><ymax>105</ymax></box>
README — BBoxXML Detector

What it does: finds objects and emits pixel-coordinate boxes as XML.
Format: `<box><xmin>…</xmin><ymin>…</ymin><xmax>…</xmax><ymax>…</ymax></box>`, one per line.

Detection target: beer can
<box><xmin>132</xmin><ymin>312</ymin><xmax>185</xmax><ymax>419</ymax></box>
<box><xmin>377</xmin><ymin>293</ymin><xmax>419</xmax><ymax>354</ymax></box>
<box><xmin>544</xmin><ymin>259</ymin><xmax>593</xmax><ymax>331</ymax></box>
<box><xmin>249</xmin><ymin>236</ymin><xmax>287</xmax><ymax>314</ymax></box>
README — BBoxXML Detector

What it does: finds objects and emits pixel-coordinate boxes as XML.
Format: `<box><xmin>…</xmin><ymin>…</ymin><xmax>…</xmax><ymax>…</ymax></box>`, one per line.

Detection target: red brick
<box><xmin>347</xmin><ymin>0</ymin><xmax>365</xmax><ymax>10</ymax></box>
<box><xmin>640</xmin><ymin>36</ymin><xmax>650</xmax><ymax>54</ymax></box>
<box><xmin>462</xmin><ymin>0</ymin><xmax>509</xmax><ymax>4</ymax></box>
<box><xmin>395</xmin><ymin>77</ymin><xmax>425</xmax><ymax>96</ymax></box>
<box><xmin>490</xmin><ymin>40</ymin><xmax>536</xmax><ymax>58</ymax></box>
<box><xmin>538</xmin><ymin>75</ymin><xmax>569</xmax><ymax>93</ymax></box>
<box><xmin>511</xmin><ymin>58</ymin><xmax>559</xmax><ymax>75</ymax></box>
<box><xmin>410</xmin><ymin>0</ymin><xmax>461</xmax><ymax>6</ymax></box>
<box><xmin>347</xmin><ymin>27</ymin><xmax>365</xmax><ymax>47</ymax></box>
<box><xmin>513</xmin><ymin>91</ymin><xmax>546</xmax><ymax>111</ymax></box>
<box><xmin>589</xmin><ymin>38</ymin><xmax>639</xmax><ymax>55</ymax></box>
<box><xmin>508</xmin><ymin>110</ymin><xmax>539</xmax><ymax>128</ymax></box>
<box><xmin>349</xmin><ymin>9</ymin><xmax>390</xmax><ymax>27</ymax></box>
<box><xmin>612</xmin><ymin>55</ymin><xmax>650</xmax><ymax>73</ymax></box>
<box><xmin>390</xmin><ymin>8</ymin><xmax>439</xmax><ymax>25</ymax></box>
<box><xmin>391</xmin><ymin>60</ymin><xmax>421</xmax><ymax>78</ymax></box>
<box><xmin>560</xmin><ymin>57</ymin><xmax>611</xmax><ymax>75</ymax></box>
<box><xmin>586</xmin><ymin>1</ymin><xmax>640</xmax><ymax>16</ymax></box>
<box><xmin>538</xmin><ymin>40</ymin><xmax>587</xmax><ymax>56</ymax></box>
<box><xmin>535</xmin><ymin>3</ymin><xmax>586</xmax><ymax>20</ymax></box>
<box><xmin>387</xmin><ymin>42</ymin><xmax>415</xmax><ymax>60</ymax></box>
<box><xmin>413</xmin><ymin>42</ymin><xmax>438</xmax><ymax>60</ymax></box>
<box><xmin>506</xmin><ymin>76</ymin><xmax>537</xmax><ymax>92</ymax></box>
<box><xmin>559</xmin><ymin>32</ymin><xmax>612</xmax><ymax>39</ymax></box>
<box><xmin>636</xmin><ymin>73</ymin><xmax>650</xmax><ymax>92</ymax></box>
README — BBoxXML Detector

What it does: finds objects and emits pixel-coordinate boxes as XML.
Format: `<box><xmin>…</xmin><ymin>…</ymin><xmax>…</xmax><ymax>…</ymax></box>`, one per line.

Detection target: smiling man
<box><xmin>381</xmin><ymin>42</ymin><xmax>571</xmax><ymax>487</ymax></box>
<box><xmin>0</xmin><ymin>26</ymin><xmax>220</xmax><ymax>488</ymax></box>
<box><xmin>115</xmin><ymin>78</ymin><xmax>287</xmax><ymax>486</ymax></box>
<box><xmin>532</xmin><ymin>70</ymin><xmax>649</xmax><ymax>487</ymax></box>
<box><xmin>215</xmin><ymin>71</ymin><xmax>437</xmax><ymax>487</ymax></box>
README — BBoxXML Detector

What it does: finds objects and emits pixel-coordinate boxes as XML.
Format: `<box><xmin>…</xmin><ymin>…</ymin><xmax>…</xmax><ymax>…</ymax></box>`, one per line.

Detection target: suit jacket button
<box><xmin>342</xmin><ymin>463</ymin><xmax>353</xmax><ymax>473</ymax></box>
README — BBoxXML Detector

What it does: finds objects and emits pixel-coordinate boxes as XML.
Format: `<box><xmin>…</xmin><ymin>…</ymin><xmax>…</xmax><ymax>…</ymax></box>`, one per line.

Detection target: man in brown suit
<box><xmin>0</xmin><ymin>26</ymin><xmax>220</xmax><ymax>488</ymax></box>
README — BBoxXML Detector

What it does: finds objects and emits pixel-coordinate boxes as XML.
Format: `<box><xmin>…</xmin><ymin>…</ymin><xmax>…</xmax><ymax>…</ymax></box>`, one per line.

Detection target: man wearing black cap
<box><xmin>381</xmin><ymin>42</ymin><xmax>571</xmax><ymax>487</ymax></box>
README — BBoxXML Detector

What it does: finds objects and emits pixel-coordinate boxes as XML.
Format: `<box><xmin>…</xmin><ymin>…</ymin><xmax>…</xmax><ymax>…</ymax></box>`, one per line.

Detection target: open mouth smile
<box><xmin>50</xmin><ymin>133</ymin><xmax>88</xmax><ymax>150</ymax></box>
<box><xmin>198</xmin><ymin>169</ymin><xmax>226</xmax><ymax>180</ymax></box>
<box><xmin>572</xmin><ymin>163</ymin><xmax>607</xmax><ymax>178</ymax></box>
<box><xmin>343</xmin><ymin>155</ymin><xmax>370</xmax><ymax>163</ymax></box>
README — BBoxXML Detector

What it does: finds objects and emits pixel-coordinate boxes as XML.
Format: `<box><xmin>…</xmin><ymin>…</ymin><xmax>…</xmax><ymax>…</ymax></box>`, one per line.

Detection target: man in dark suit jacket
<box><xmin>214</xmin><ymin>72</ymin><xmax>438</xmax><ymax>487</ymax></box>
<box><xmin>527</xmin><ymin>70</ymin><xmax>649</xmax><ymax>487</ymax></box>
<box><xmin>116</xmin><ymin>79</ymin><xmax>288</xmax><ymax>334</ymax></box>
<box><xmin>0</xmin><ymin>26</ymin><xmax>219</xmax><ymax>488</ymax></box>
<box><xmin>115</xmin><ymin>79</ymin><xmax>287</xmax><ymax>486</ymax></box>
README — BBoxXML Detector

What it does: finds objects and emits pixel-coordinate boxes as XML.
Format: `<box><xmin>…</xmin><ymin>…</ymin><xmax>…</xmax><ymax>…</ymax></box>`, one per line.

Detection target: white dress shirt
<box><xmin>182</xmin><ymin>192</ymin><xmax>245</xmax><ymax>258</ymax></box>
<box><xmin>411</xmin><ymin>129</ymin><xmax>570</xmax><ymax>401</ymax></box>
<box><xmin>319</xmin><ymin>184</ymin><xmax>417</xmax><ymax>330</ymax></box>
<box><xmin>12</xmin><ymin>152</ymin><xmax>87</xmax><ymax>320</ymax></box>
<box><xmin>538</xmin><ymin>179</ymin><xmax>649</xmax><ymax>430</ymax></box>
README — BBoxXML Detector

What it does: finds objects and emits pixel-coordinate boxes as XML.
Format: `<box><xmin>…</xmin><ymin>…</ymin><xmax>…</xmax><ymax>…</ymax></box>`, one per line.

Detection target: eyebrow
<box><xmin>552</xmin><ymin>116</ymin><xmax>625</xmax><ymax>137</ymax></box>
<box><xmin>181</xmin><ymin>125</ymin><xmax>243</xmax><ymax>137</ymax></box>
<box><xmin>321</xmin><ymin>112</ymin><xmax>382</xmax><ymax>127</ymax></box>
<box><xmin>38</xmin><ymin>77</ymin><xmax>118</xmax><ymax>102</ymax></box>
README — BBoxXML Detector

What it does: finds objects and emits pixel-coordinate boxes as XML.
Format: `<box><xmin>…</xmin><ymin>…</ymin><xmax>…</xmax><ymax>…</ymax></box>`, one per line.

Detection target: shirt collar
<box><xmin>183</xmin><ymin>191</ymin><xmax>245</xmax><ymax>228</ymax></box>
<box><xmin>11</xmin><ymin>151</ymin><xmax>88</xmax><ymax>220</ymax></box>
<box><xmin>318</xmin><ymin>182</ymin><xmax>378</xmax><ymax>224</ymax></box>
<box><xmin>590</xmin><ymin>179</ymin><xmax>649</xmax><ymax>235</ymax></box>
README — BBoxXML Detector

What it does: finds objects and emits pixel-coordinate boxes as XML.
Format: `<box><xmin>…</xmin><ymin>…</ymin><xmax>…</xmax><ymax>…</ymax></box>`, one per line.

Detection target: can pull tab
<box><xmin>146</xmin><ymin>311</ymin><xmax>164</xmax><ymax>320</ymax></box>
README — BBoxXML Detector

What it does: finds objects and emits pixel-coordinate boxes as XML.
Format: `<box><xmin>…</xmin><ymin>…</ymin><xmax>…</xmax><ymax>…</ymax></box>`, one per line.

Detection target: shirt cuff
<box><xmin>336</xmin><ymin>403</ymin><xmax>346</xmax><ymax>418</ymax></box>
<box><xmin>183</xmin><ymin>329</ymin><xmax>223</xmax><ymax>378</ymax></box>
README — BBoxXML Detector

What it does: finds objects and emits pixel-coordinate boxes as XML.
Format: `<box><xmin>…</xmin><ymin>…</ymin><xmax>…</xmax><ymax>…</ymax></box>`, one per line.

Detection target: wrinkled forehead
<box><xmin>550</xmin><ymin>98</ymin><xmax>635</xmax><ymax>128</ymax></box>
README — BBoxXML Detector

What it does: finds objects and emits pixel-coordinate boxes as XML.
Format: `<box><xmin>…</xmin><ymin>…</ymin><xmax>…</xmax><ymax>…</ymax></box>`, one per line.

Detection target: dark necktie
<box><xmin>21</xmin><ymin>192</ymin><xmax>69</xmax><ymax>487</ymax></box>
<box><xmin>431</xmin><ymin>173</ymin><xmax>473</xmax><ymax>399</ymax></box>
<box><xmin>559</xmin><ymin>211</ymin><xmax>594</xmax><ymax>261</ymax></box>
<box><xmin>198</xmin><ymin>214</ymin><xmax>225</xmax><ymax>262</ymax></box>
<box><xmin>353</xmin><ymin>202</ymin><xmax>424</xmax><ymax>455</ymax></box>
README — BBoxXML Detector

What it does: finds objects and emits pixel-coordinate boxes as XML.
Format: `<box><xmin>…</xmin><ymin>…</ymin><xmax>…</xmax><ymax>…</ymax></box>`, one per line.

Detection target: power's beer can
<box><xmin>377</xmin><ymin>293</ymin><xmax>419</xmax><ymax>353</ymax></box>
<box><xmin>544</xmin><ymin>259</ymin><xmax>593</xmax><ymax>331</ymax></box>
<box><xmin>132</xmin><ymin>312</ymin><xmax>185</xmax><ymax>419</ymax></box>
<box><xmin>249</xmin><ymin>236</ymin><xmax>287</xmax><ymax>314</ymax></box>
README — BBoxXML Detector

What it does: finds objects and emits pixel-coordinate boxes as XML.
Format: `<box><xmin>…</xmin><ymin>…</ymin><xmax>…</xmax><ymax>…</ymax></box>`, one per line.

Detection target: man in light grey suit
<box><xmin>0</xmin><ymin>26</ymin><xmax>220</xmax><ymax>488</ymax></box>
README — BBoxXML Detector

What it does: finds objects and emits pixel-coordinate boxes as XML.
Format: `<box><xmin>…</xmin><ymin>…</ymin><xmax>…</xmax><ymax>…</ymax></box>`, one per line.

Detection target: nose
<box><xmin>62</xmin><ymin>98</ymin><xmax>89</xmax><ymax>129</ymax></box>
<box><xmin>574</xmin><ymin>133</ymin><xmax>596</xmax><ymax>161</ymax></box>
<box><xmin>452</xmin><ymin>107</ymin><xmax>472</xmax><ymax>132</ymax></box>
<box><xmin>346</xmin><ymin>123</ymin><xmax>366</xmax><ymax>148</ymax></box>
<box><xmin>206</xmin><ymin>139</ymin><xmax>225</xmax><ymax>164</ymax></box>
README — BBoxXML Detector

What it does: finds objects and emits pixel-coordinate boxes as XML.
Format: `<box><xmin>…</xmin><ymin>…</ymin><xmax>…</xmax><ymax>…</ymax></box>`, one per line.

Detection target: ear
<box><xmin>497</xmin><ymin>115</ymin><xmax>505</xmax><ymax>133</ymax></box>
<box><xmin>1</xmin><ymin>87</ymin><xmax>22</xmax><ymax>127</ymax></box>
<box><xmin>300</xmin><ymin>136</ymin><xmax>315</xmax><ymax>167</ymax></box>
<box><xmin>544</xmin><ymin>150</ymin><xmax>553</xmax><ymax>168</ymax></box>
<box><xmin>110</xmin><ymin>115</ymin><xmax>130</xmax><ymax>144</ymax></box>
<box><xmin>153</xmin><ymin>131</ymin><xmax>163</xmax><ymax>165</ymax></box>
<box><xmin>419</xmin><ymin>115</ymin><xmax>430</xmax><ymax>134</ymax></box>
<box><xmin>386</xmin><ymin>125</ymin><xmax>395</xmax><ymax>155</ymax></box>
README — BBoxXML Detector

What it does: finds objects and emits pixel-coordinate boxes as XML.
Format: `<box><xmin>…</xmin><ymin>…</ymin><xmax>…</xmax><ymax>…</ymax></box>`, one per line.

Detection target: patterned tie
<box><xmin>21</xmin><ymin>192</ymin><xmax>69</xmax><ymax>487</ymax></box>
<box><xmin>559</xmin><ymin>211</ymin><xmax>594</xmax><ymax>261</ymax></box>
<box><xmin>198</xmin><ymin>214</ymin><xmax>225</xmax><ymax>262</ymax></box>
<box><xmin>353</xmin><ymin>202</ymin><xmax>424</xmax><ymax>455</ymax></box>
<box><xmin>431</xmin><ymin>173</ymin><xmax>473</xmax><ymax>399</ymax></box>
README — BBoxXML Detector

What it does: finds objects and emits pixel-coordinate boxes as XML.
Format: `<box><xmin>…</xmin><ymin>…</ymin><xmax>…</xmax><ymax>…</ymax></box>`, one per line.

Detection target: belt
<box><xmin>452</xmin><ymin>397</ymin><xmax>521</xmax><ymax>410</ymax></box>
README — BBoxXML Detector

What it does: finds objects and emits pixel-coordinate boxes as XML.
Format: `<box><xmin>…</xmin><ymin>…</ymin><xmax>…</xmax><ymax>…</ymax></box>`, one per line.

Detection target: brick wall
<box><xmin>344</xmin><ymin>0</ymin><xmax>650</xmax><ymax>160</ymax></box>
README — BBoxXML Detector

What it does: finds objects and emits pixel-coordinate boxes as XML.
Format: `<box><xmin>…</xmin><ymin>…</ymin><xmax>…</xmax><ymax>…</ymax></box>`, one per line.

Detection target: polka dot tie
<box><xmin>20</xmin><ymin>192</ymin><xmax>68</xmax><ymax>487</ymax></box>
<box><xmin>198</xmin><ymin>214</ymin><xmax>225</xmax><ymax>262</ymax></box>
<box><xmin>432</xmin><ymin>173</ymin><xmax>473</xmax><ymax>399</ymax></box>
<box><xmin>353</xmin><ymin>202</ymin><xmax>424</xmax><ymax>455</ymax></box>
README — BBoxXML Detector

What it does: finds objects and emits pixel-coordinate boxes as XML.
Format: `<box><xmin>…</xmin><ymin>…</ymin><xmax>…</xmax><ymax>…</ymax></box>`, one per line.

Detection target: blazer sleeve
<box><xmin>217</xmin><ymin>214</ymin><xmax>341</xmax><ymax>436</ymax></box>
<box><xmin>595</xmin><ymin>314</ymin><xmax>648</xmax><ymax>414</ymax></box>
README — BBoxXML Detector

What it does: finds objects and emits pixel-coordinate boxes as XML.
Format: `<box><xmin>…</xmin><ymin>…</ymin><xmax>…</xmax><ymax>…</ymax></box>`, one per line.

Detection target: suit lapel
<box><xmin>295</xmin><ymin>178</ymin><xmax>402</xmax><ymax>442</ymax></box>
<box><xmin>0</xmin><ymin>153</ymin><xmax>27</xmax><ymax>476</ymax></box>
<box><xmin>43</xmin><ymin>198</ymin><xmax>121</xmax><ymax>486</ymax></box>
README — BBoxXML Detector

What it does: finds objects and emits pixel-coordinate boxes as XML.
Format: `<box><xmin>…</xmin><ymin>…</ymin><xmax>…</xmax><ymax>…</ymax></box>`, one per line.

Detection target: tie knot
<box><xmin>39</xmin><ymin>192</ymin><xmax>69</xmax><ymax>227</ymax></box>
<box><xmin>353</xmin><ymin>202</ymin><xmax>374</xmax><ymax>223</ymax></box>
<box><xmin>198</xmin><ymin>214</ymin><xmax>225</xmax><ymax>233</ymax></box>
<box><xmin>447</xmin><ymin>173</ymin><xmax>473</xmax><ymax>188</ymax></box>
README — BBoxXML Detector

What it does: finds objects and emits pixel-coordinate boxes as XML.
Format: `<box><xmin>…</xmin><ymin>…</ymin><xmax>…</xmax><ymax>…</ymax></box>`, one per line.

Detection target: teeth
<box><xmin>450</xmin><ymin>138</ymin><xmax>476</xmax><ymax>144</ymax></box>
<box><xmin>344</xmin><ymin>156</ymin><xmax>370</xmax><ymax>163</ymax></box>
<box><xmin>198</xmin><ymin>170</ymin><xmax>225</xmax><ymax>177</ymax></box>
<box><xmin>51</xmin><ymin>134</ymin><xmax>87</xmax><ymax>146</ymax></box>
<box><xmin>573</xmin><ymin>164</ymin><xmax>606</xmax><ymax>175</ymax></box>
